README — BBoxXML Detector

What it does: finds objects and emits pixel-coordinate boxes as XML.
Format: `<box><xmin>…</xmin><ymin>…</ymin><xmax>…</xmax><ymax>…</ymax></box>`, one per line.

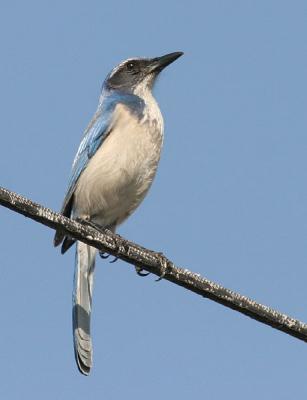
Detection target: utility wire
<box><xmin>0</xmin><ymin>186</ymin><xmax>307</xmax><ymax>343</ymax></box>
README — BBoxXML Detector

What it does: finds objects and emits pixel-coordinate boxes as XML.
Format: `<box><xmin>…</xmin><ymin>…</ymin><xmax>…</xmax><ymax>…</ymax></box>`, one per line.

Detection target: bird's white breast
<box><xmin>74</xmin><ymin>102</ymin><xmax>163</xmax><ymax>228</ymax></box>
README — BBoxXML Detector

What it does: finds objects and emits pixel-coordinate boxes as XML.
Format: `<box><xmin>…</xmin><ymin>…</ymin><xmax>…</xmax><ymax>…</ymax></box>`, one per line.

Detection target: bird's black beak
<box><xmin>149</xmin><ymin>52</ymin><xmax>183</xmax><ymax>73</ymax></box>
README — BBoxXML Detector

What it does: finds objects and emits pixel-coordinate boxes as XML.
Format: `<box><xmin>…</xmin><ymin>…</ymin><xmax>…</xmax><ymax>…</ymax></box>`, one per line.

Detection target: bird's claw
<box><xmin>99</xmin><ymin>252</ymin><xmax>118</xmax><ymax>263</ymax></box>
<box><xmin>135</xmin><ymin>265</ymin><xmax>150</xmax><ymax>277</ymax></box>
<box><xmin>99</xmin><ymin>252</ymin><xmax>110</xmax><ymax>259</ymax></box>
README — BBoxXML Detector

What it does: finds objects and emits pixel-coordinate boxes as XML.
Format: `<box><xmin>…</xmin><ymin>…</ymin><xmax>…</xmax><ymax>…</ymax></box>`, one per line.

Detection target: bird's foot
<box><xmin>155</xmin><ymin>253</ymin><xmax>169</xmax><ymax>281</ymax></box>
<box><xmin>134</xmin><ymin>253</ymin><xmax>169</xmax><ymax>280</ymax></box>
<box><xmin>75</xmin><ymin>219</ymin><xmax>117</xmax><ymax>263</ymax></box>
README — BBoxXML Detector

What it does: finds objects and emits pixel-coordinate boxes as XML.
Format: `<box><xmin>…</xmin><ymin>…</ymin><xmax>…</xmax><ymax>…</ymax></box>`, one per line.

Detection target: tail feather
<box><xmin>73</xmin><ymin>241</ymin><xmax>96</xmax><ymax>375</ymax></box>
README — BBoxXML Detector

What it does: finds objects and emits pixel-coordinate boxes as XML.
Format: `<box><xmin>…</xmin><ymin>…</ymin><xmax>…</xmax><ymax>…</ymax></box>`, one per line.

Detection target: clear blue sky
<box><xmin>0</xmin><ymin>1</ymin><xmax>307</xmax><ymax>398</ymax></box>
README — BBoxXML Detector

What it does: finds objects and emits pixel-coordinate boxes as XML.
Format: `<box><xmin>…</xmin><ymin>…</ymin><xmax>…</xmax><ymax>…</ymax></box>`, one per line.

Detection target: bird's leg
<box><xmin>74</xmin><ymin>217</ymin><xmax>104</xmax><ymax>232</ymax></box>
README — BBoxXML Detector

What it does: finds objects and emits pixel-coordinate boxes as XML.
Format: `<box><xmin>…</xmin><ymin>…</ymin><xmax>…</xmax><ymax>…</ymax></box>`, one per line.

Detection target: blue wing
<box><xmin>53</xmin><ymin>97</ymin><xmax>115</xmax><ymax>248</ymax></box>
<box><xmin>60</xmin><ymin>98</ymin><xmax>116</xmax><ymax>218</ymax></box>
<box><xmin>62</xmin><ymin>91</ymin><xmax>145</xmax><ymax>214</ymax></box>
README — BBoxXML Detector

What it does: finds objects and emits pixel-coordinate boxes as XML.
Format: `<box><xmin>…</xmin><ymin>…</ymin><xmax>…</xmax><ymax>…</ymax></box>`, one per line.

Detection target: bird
<box><xmin>54</xmin><ymin>51</ymin><xmax>183</xmax><ymax>375</ymax></box>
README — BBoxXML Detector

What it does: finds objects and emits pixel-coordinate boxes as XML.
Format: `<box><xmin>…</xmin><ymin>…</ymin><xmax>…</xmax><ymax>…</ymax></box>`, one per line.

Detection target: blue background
<box><xmin>0</xmin><ymin>1</ymin><xmax>307</xmax><ymax>398</ymax></box>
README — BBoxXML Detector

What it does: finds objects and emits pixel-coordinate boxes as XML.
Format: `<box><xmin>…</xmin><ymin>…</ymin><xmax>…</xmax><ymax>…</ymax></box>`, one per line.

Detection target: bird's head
<box><xmin>104</xmin><ymin>52</ymin><xmax>183</xmax><ymax>96</ymax></box>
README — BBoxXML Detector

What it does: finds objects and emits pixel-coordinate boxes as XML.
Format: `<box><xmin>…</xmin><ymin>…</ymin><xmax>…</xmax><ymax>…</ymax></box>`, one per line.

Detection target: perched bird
<box><xmin>54</xmin><ymin>52</ymin><xmax>183</xmax><ymax>375</ymax></box>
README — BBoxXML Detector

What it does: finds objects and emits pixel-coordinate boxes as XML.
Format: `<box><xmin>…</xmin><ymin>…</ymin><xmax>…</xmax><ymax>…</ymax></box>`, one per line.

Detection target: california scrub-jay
<box><xmin>54</xmin><ymin>52</ymin><xmax>183</xmax><ymax>375</ymax></box>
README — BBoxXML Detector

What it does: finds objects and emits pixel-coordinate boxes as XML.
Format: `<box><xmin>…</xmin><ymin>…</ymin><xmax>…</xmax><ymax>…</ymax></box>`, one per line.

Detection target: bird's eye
<box><xmin>126</xmin><ymin>62</ymin><xmax>135</xmax><ymax>71</ymax></box>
